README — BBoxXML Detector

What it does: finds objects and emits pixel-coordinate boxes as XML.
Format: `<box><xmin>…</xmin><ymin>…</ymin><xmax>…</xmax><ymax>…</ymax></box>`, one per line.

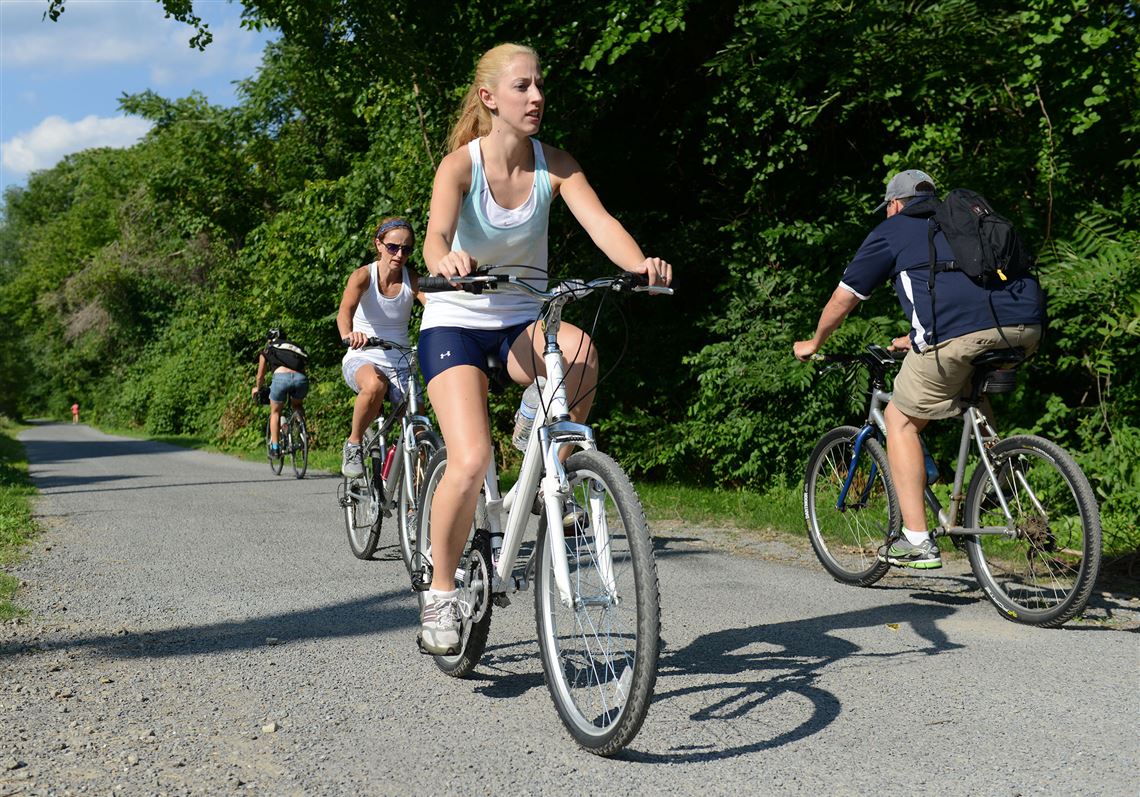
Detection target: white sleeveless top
<box><xmin>422</xmin><ymin>137</ymin><xmax>552</xmax><ymax>330</ymax></box>
<box><xmin>347</xmin><ymin>262</ymin><xmax>413</xmax><ymax>346</ymax></box>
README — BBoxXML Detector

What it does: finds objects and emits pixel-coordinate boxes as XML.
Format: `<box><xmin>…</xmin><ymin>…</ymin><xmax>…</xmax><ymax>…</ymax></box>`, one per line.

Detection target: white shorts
<box><xmin>341</xmin><ymin>349</ymin><xmax>416</xmax><ymax>406</ymax></box>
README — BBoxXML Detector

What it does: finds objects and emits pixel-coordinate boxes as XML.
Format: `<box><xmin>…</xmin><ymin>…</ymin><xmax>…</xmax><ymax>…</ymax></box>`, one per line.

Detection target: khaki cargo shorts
<box><xmin>891</xmin><ymin>325</ymin><xmax>1042</xmax><ymax>420</ymax></box>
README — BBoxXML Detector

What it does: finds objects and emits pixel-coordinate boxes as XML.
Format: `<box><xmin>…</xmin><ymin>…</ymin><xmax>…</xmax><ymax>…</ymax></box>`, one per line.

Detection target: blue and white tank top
<box><xmin>346</xmin><ymin>262</ymin><xmax>413</xmax><ymax>346</ymax></box>
<box><xmin>422</xmin><ymin>137</ymin><xmax>552</xmax><ymax>330</ymax></box>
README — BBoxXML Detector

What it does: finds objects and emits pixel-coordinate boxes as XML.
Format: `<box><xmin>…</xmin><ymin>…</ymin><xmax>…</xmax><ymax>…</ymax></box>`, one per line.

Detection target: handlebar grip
<box><xmin>419</xmin><ymin>276</ymin><xmax>459</xmax><ymax>293</ymax></box>
<box><xmin>342</xmin><ymin>336</ymin><xmax>389</xmax><ymax>349</ymax></box>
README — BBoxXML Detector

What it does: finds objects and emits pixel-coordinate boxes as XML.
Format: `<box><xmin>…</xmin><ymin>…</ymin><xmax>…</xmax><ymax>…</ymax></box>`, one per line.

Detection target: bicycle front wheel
<box><xmin>265</xmin><ymin>417</ymin><xmax>283</xmax><ymax>476</ymax></box>
<box><xmin>290</xmin><ymin>415</ymin><xmax>309</xmax><ymax>479</ymax></box>
<box><xmin>534</xmin><ymin>449</ymin><xmax>659</xmax><ymax>756</ymax></box>
<box><xmin>415</xmin><ymin>447</ymin><xmax>492</xmax><ymax>677</ymax></box>
<box><xmin>398</xmin><ymin>427</ymin><xmax>442</xmax><ymax>573</ymax></box>
<box><xmin>344</xmin><ymin>444</ymin><xmax>382</xmax><ymax>560</ymax></box>
<box><xmin>964</xmin><ymin>434</ymin><xmax>1102</xmax><ymax>627</ymax></box>
<box><xmin>803</xmin><ymin>426</ymin><xmax>896</xmax><ymax>586</ymax></box>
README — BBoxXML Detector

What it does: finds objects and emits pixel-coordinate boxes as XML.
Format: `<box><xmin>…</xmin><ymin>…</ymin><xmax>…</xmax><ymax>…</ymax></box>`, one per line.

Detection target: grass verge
<box><xmin>0</xmin><ymin>417</ymin><xmax>38</xmax><ymax>620</ymax></box>
<box><xmin>638</xmin><ymin>480</ymin><xmax>804</xmax><ymax>532</ymax></box>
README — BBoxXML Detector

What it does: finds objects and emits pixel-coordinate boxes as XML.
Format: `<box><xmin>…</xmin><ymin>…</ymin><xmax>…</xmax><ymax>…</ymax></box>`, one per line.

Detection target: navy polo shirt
<box><xmin>839</xmin><ymin>212</ymin><xmax>1044</xmax><ymax>350</ymax></box>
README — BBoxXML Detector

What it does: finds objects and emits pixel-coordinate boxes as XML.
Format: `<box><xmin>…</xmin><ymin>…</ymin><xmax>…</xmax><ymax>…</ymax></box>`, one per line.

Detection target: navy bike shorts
<box><xmin>417</xmin><ymin>322</ymin><xmax>533</xmax><ymax>386</ymax></box>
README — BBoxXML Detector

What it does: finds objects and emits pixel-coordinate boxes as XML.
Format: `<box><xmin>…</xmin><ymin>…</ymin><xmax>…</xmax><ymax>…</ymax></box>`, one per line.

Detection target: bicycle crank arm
<box><xmin>940</xmin><ymin>525</ymin><xmax>1018</xmax><ymax>537</ymax></box>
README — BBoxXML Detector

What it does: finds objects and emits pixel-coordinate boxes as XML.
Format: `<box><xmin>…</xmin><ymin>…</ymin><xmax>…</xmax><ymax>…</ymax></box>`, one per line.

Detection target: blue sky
<box><xmin>1</xmin><ymin>0</ymin><xmax>275</xmax><ymax>198</ymax></box>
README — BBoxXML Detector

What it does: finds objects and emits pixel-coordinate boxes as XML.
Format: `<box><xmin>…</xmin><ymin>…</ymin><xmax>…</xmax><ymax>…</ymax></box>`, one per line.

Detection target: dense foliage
<box><xmin>4</xmin><ymin>0</ymin><xmax>1138</xmax><ymax>556</ymax></box>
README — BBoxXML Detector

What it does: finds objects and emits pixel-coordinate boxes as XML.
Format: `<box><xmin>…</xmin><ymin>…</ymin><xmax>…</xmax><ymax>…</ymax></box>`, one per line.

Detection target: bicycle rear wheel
<box><xmin>414</xmin><ymin>447</ymin><xmax>492</xmax><ymax>677</ymax></box>
<box><xmin>265</xmin><ymin>417</ymin><xmax>283</xmax><ymax>476</ymax></box>
<box><xmin>803</xmin><ymin>425</ymin><xmax>896</xmax><ymax>586</ymax></box>
<box><xmin>964</xmin><ymin>434</ymin><xmax>1102</xmax><ymax>627</ymax></box>
<box><xmin>398</xmin><ymin>427</ymin><xmax>442</xmax><ymax>573</ymax></box>
<box><xmin>534</xmin><ymin>449</ymin><xmax>659</xmax><ymax>756</ymax></box>
<box><xmin>290</xmin><ymin>414</ymin><xmax>309</xmax><ymax>479</ymax></box>
<box><xmin>344</xmin><ymin>441</ymin><xmax>382</xmax><ymax>559</ymax></box>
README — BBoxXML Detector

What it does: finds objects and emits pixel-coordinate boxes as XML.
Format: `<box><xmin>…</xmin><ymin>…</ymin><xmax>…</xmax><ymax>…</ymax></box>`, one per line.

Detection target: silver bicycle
<box><xmin>413</xmin><ymin>270</ymin><xmax>670</xmax><ymax>755</ymax></box>
<box><xmin>338</xmin><ymin>338</ymin><xmax>441</xmax><ymax>569</ymax></box>
<box><xmin>804</xmin><ymin>344</ymin><xmax>1102</xmax><ymax>627</ymax></box>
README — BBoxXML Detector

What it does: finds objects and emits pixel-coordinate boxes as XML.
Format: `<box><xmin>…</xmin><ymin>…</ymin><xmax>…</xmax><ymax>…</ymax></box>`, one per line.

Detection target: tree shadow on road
<box><xmin>0</xmin><ymin>587</ymin><xmax>417</xmax><ymax>660</ymax></box>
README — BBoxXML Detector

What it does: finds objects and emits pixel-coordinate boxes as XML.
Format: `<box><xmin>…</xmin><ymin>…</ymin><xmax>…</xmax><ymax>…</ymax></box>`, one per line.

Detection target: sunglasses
<box><xmin>379</xmin><ymin>241</ymin><xmax>413</xmax><ymax>256</ymax></box>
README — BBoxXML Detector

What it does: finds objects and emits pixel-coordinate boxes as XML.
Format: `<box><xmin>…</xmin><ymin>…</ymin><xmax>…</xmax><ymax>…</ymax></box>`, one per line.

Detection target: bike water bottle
<box><xmin>511</xmin><ymin>380</ymin><xmax>543</xmax><ymax>451</ymax></box>
<box><xmin>919</xmin><ymin>437</ymin><xmax>940</xmax><ymax>485</ymax></box>
<box><xmin>381</xmin><ymin>443</ymin><xmax>397</xmax><ymax>480</ymax></box>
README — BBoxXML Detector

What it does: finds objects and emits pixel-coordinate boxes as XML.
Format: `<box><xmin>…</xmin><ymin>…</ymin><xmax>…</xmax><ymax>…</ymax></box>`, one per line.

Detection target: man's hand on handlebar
<box><xmin>793</xmin><ymin>339</ymin><xmax>820</xmax><ymax>362</ymax></box>
<box><xmin>887</xmin><ymin>334</ymin><xmax>912</xmax><ymax>353</ymax></box>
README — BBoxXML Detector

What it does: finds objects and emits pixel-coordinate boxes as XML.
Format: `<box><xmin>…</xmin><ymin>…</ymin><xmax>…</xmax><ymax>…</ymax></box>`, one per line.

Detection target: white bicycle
<box><xmin>338</xmin><ymin>338</ymin><xmax>441</xmax><ymax>570</ymax></box>
<box><xmin>413</xmin><ymin>270</ymin><xmax>670</xmax><ymax>756</ymax></box>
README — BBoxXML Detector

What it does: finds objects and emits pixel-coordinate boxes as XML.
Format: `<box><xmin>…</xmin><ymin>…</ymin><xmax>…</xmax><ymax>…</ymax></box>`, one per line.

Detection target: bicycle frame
<box><xmin>482</xmin><ymin>312</ymin><xmax>599</xmax><ymax>610</ymax></box>
<box><xmin>344</xmin><ymin>347</ymin><xmax>431</xmax><ymax>512</ymax></box>
<box><xmin>839</xmin><ymin>357</ymin><xmax>1018</xmax><ymax>539</ymax></box>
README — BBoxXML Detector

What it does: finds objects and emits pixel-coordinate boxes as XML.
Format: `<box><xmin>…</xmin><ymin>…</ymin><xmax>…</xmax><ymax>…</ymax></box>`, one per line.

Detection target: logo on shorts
<box><xmin>440</xmin><ymin>350</ymin><xmax>451</xmax><ymax>360</ymax></box>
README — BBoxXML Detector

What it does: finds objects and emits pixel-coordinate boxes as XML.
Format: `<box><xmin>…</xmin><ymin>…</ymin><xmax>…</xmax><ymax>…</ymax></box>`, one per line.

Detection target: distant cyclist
<box><xmin>336</xmin><ymin>217</ymin><xmax>426</xmax><ymax>478</ymax></box>
<box><xmin>252</xmin><ymin>329</ymin><xmax>310</xmax><ymax>457</ymax></box>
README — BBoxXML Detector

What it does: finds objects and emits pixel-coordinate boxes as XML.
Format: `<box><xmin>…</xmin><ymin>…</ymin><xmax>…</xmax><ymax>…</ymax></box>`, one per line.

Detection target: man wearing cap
<box><xmin>793</xmin><ymin>169</ymin><xmax>1044</xmax><ymax>569</ymax></box>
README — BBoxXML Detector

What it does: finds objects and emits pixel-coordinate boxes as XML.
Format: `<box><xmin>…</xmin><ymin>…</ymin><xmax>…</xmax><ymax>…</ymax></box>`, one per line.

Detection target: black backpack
<box><xmin>264</xmin><ymin>339</ymin><xmax>309</xmax><ymax>372</ymax></box>
<box><xmin>901</xmin><ymin>188</ymin><xmax>1034</xmax><ymax>288</ymax></box>
<box><xmin>900</xmin><ymin>188</ymin><xmax>1043</xmax><ymax>353</ymax></box>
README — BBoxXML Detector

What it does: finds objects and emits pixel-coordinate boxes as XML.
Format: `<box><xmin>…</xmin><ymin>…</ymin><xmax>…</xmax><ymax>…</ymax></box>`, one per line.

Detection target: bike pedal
<box><xmin>492</xmin><ymin>594</ymin><xmax>511</xmax><ymax>608</ymax></box>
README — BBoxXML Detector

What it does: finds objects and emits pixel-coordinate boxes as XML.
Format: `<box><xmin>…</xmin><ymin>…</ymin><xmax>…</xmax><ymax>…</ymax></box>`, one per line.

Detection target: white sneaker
<box><xmin>341</xmin><ymin>440</ymin><xmax>364</xmax><ymax>478</ymax></box>
<box><xmin>419</xmin><ymin>591</ymin><xmax>460</xmax><ymax>654</ymax></box>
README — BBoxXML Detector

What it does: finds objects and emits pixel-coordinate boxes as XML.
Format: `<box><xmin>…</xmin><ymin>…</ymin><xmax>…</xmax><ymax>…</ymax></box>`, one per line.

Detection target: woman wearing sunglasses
<box><xmin>336</xmin><ymin>216</ymin><xmax>427</xmax><ymax>478</ymax></box>
<box><xmin>415</xmin><ymin>43</ymin><xmax>673</xmax><ymax>653</ymax></box>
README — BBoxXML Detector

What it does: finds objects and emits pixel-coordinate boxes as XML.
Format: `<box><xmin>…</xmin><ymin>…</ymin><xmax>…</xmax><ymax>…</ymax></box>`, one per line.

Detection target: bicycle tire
<box><xmin>963</xmin><ymin>434</ymin><xmax>1102</xmax><ymax>627</ymax></box>
<box><xmin>534</xmin><ymin>449</ymin><xmax>659</xmax><ymax>756</ymax></box>
<box><xmin>414</xmin><ymin>447</ymin><xmax>492</xmax><ymax>677</ymax></box>
<box><xmin>290</xmin><ymin>414</ymin><xmax>309</xmax><ymax>479</ymax></box>
<box><xmin>344</xmin><ymin>441</ymin><xmax>383</xmax><ymax>560</ymax></box>
<box><xmin>803</xmin><ymin>426</ymin><xmax>896</xmax><ymax>586</ymax></box>
<box><xmin>397</xmin><ymin>427</ymin><xmax>442</xmax><ymax>573</ymax></box>
<box><xmin>265</xmin><ymin>417</ymin><xmax>284</xmax><ymax>476</ymax></box>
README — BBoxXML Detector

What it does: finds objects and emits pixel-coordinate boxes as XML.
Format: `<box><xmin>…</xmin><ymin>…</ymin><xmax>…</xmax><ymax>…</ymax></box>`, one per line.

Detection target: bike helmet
<box><xmin>267</xmin><ymin>328</ymin><xmax>283</xmax><ymax>342</ymax></box>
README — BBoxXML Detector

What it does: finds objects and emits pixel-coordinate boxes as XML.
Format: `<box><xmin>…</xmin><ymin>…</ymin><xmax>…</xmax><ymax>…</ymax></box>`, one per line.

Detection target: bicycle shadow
<box><xmin>622</xmin><ymin>601</ymin><xmax>963</xmax><ymax>763</ymax></box>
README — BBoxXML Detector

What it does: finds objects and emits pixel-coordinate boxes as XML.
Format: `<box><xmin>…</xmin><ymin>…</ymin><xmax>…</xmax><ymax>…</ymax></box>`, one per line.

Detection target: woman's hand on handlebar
<box><xmin>342</xmin><ymin>331</ymin><xmax>369</xmax><ymax>349</ymax></box>
<box><xmin>432</xmin><ymin>250</ymin><xmax>478</xmax><ymax>279</ymax></box>
<box><xmin>629</xmin><ymin>256</ymin><xmax>672</xmax><ymax>287</ymax></box>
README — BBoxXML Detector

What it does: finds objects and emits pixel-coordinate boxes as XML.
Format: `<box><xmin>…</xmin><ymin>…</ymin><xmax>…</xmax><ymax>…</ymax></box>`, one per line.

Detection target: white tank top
<box><xmin>422</xmin><ymin>137</ymin><xmax>552</xmax><ymax>330</ymax></box>
<box><xmin>348</xmin><ymin>262</ymin><xmax>413</xmax><ymax>345</ymax></box>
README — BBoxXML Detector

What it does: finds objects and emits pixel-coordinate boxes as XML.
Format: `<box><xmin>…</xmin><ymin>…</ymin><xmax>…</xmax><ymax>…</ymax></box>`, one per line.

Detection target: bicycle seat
<box><xmin>485</xmin><ymin>352</ymin><xmax>511</xmax><ymax>395</ymax></box>
<box><xmin>971</xmin><ymin>347</ymin><xmax>1025</xmax><ymax>369</ymax></box>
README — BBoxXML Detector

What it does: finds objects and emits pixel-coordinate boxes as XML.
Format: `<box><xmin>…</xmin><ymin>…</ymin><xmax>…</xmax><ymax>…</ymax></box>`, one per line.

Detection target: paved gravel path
<box><xmin>3</xmin><ymin>423</ymin><xmax>1138</xmax><ymax>796</ymax></box>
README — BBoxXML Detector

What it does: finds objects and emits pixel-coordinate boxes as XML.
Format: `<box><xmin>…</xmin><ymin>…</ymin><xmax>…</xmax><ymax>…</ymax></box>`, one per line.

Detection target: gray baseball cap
<box><xmin>874</xmin><ymin>169</ymin><xmax>937</xmax><ymax>211</ymax></box>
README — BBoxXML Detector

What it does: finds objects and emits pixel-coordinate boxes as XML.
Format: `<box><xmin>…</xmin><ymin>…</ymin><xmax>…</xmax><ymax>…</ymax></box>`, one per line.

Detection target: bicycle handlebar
<box><xmin>419</xmin><ymin>269</ymin><xmax>673</xmax><ymax>300</ymax></box>
<box><xmin>811</xmin><ymin>344</ymin><xmax>904</xmax><ymax>376</ymax></box>
<box><xmin>341</xmin><ymin>336</ymin><xmax>413</xmax><ymax>352</ymax></box>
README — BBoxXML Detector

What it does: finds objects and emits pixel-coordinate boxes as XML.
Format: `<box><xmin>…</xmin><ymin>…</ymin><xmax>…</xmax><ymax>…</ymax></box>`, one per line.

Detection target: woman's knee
<box><xmin>443</xmin><ymin>442</ymin><xmax>491</xmax><ymax>491</ymax></box>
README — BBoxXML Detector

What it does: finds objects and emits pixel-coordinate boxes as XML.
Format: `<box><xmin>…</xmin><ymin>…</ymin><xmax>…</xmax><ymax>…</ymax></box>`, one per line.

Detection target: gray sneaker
<box><xmin>341</xmin><ymin>440</ymin><xmax>364</xmax><ymax>478</ymax></box>
<box><xmin>419</xmin><ymin>592</ymin><xmax>461</xmax><ymax>654</ymax></box>
<box><xmin>880</xmin><ymin>536</ymin><xmax>942</xmax><ymax>569</ymax></box>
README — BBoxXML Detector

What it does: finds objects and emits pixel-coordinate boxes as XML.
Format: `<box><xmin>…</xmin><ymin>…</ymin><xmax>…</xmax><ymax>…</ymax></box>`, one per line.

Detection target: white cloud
<box><xmin>1</xmin><ymin>114</ymin><xmax>152</xmax><ymax>175</ymax></box>
<box><xmin>1</xmin><ymin>1</ymin><xmax>266</xmax><ymax>86</ymax></box>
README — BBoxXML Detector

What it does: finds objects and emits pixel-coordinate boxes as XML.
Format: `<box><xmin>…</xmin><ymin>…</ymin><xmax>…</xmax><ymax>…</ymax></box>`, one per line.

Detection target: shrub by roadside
<box><xmin>0</xmin><ymin>417</ymin><xmax>37</xmax><ymax>619</ymax></box>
